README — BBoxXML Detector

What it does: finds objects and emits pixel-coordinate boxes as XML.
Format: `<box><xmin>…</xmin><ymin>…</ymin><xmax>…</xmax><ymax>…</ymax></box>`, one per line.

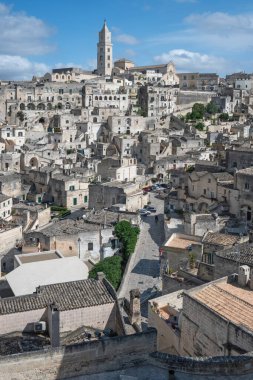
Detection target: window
<box><xmin>107</xmin><ymin>48</ymin><xmax>110</xmax><ymax>52</ymax></box>
<box><xmin>66</xmin><ymin>120</ymin><xmax>69</xmax><ymax>124</ymax></box>
<box><xmin>107</xmin><ymin>55</ymin><xmax>110</xmax><ymax>60</ymax></box>
<box><xmin>208</xmin><ymin>178</ymin><xmax>211</xmax><ymax>183</ymax></box>
<box><xmin>69</xmin><ymin>246</ymin><xmax>72</xmax><ymax>250</ymax></box>
<box><xmin>245</xmin><ymin>183</ymin><xmax>250</xmax><ymax>190</ymax></box>
<box><xmin>56</xmin><ymin>75</ymin><xmax>59</xmax><ymax>79</ymax></box>
<box><xmin>88</xmin><ymin>242</ymin><xmax>93</xmax><ymax>251</ymax></box>
<box><xmin>84</xmin><ymin>195</ymin><xmax>88</xmax><ymax>203</ymax></box>
<box><xmin>73</xmin><ymin>197</ymin><xmax>77</xmax><ymax>205</ymax></box>
<box><xmin>203</xmin><ymin>189</ymin><xmax>206</xmax><ymax>195</ymax></box>
<box><xmin>59</xmin><ymin>89</ymin><xmax>64</xmax><ymax>94</ymax></box>
<box><xmin>107</xmin><ymin>63</ymin><xmax>110</xmax><ymax>68</ymax></box>
<box><xmin>69</xmin><ymin>185</ymin><xmax>75</xmax><ymax>191</ymax></box>
<box><xmin>7</xmin><ymin>133</ymin><xmax>10</xmax><ymax>137</ymax></box>
<box><xmin>18</xmin><ymin>132</ymin><xmax>23</xmax><ymax>137</ymax></box>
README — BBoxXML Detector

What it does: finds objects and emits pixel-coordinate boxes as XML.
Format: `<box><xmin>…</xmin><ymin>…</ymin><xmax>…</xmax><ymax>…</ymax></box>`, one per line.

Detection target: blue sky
<box><xmin>1</xmin><ymin>0</ymin><xmax>253</xmax><ymax>79</ymax></box>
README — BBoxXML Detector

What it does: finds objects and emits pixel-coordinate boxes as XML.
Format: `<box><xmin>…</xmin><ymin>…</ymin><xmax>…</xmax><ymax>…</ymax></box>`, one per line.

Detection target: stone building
<box><xmin>149</xmin><ymin>270</ymin><xmax>253</xmax><ymax>358</ymax></box>
<box><xmin>0</xmin><ymin>277</ymin><xmax>124</xmax><ymax>341</ymax></box>
<box><xmin>25</xmin><ymin>219</ymin><xmax>116</xmax><ymax>262</ymax></box>
<box><xmin>187</xmin><ymin>171</ymin><xmax>234</xmax><ymax>204</ymax></box>
<box><xmin>234</xmin><ymin>167</ymin><xmax>253</xmax><ymax>222</ymax></box>
<box><xmin>226</xmin><ymin>146</ymin><xmax>253</xmax><ymax>172</ymax></box>
<box><xmin>47</xmin><ymin>174</ymin><xmax>89</xmax><ymax>209</ymax></box>
<box><xmin>89</xmin><ymin>180</ymin><xmax>148</xmax><ymax>211</ymax></box>
<box><xmin>138</xmin><ymin>84</ymin><xmax>178</xmax><ymax>117</ymax></box>
<box><xmin>50</xmin><ymin>67</ymin><xmax>97</xmax><ymax>83</ymax></box>
<box><xmin>178</xmin><ymin>72</ymin><xmax>219</xmax><ymax>91</ymax></box>
<box><xmin>160</xmin><ymin>232</ymin><xmax>203</xmax><ymax>273</ymax></box>
<box><xmin>96</xmin><ymin>157</ymin><xmax>137</xmax><ymax>182</ymax></box>
<box><xmin>0</xmin><ymin>194</ymin><xmax>12</xmax><ymax>221</ymax></box>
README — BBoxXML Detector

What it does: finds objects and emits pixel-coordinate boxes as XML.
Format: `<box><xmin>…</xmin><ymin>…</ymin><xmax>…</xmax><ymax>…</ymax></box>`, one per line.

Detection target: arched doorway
<box><xmin>247</xmin><ymin>206</ymin><xmax>252</xmax><ymax>221</ymax></box>
<box><xmin>37</xmin><ymin>103</ymin><xmax>45</xmax><ymax>110</ymax></box>
<box><xmin>27</xmin><ymin>103</ymin><xmax>35</xmax><ymax>110</ymax></box>
<box><xmin>29</xmin><ymin>157</ymin><xmax>39</xmax><ymax>169</ymax></box>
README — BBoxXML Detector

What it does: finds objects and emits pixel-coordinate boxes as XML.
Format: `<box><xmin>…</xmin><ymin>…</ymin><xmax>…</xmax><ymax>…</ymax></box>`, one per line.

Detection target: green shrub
<box><xmin>195</xmin><ymin>122</ymin><xmax>205</xmax><ymax>131</ymax></box>
<box><xmin>114</xmin><ymin>220</ymin><xmax>140</xmax><ymax>262</ymax></box>
<box><xmin>89</xmin><ymin>256</ymin><xmax>123</xmax><ymax>289</ymax></box>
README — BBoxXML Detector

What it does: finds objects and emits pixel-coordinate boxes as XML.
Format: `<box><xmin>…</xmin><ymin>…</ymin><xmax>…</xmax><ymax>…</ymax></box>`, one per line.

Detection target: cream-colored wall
<box><xmin>59</xmin><ymin>303</ymin><xmax>115</xmax><ymax>333</ymax></box>
<box><xmin>0</xmin><ymin>309</ymin><xmax>45</xmax><ymax>335</ymax></box>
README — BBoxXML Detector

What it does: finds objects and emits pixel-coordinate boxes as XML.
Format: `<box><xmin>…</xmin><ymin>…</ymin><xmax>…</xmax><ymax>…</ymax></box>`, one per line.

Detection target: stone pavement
<box><xmin>117</xmin><ymin>193</ymin><xmax>184</xmax><ymax>326</ymax></box>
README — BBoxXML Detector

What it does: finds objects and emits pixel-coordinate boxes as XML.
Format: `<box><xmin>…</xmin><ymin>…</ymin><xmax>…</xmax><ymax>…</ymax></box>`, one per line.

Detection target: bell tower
<box><xmin>97</xmin><ymin>20</ymin><xmax>113</xmax><ymax>76</ymax></box>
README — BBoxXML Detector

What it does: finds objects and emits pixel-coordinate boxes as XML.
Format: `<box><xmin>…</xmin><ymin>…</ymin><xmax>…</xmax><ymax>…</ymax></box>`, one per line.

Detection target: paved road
<box><xmin>118</xmin><ymin>193</ymin><xmax>165</xmax><ymax>302</ymax></box>
<box><xmin>118</xmin><ymin>193</ymin><xmax>184</xmax><ymax>326</ymax></box>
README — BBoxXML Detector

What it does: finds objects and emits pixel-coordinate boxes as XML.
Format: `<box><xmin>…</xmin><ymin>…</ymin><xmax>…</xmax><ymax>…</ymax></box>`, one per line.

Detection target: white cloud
<box><xmin>185</xmin><ymin>12</ymin><xmax>253</xmax><ymax>31</ymax></box>
<box><xmin>0</xmin><ymin>2</ymin><xmax>54</xmax><ymax>55</ymax></box>
<box><xmin>0</xmin><ymin>55</ymin><xmax>50</xmax><ymax>80</ymax></box>
<box><xmin>115</xmin><ymin>34</ymin><xmax>139</xmax><ymax>45</ymax></box>
<box><xmin>154</xmin><ymin>49</ymin><xmax>227</xmax><ymax>73</ymax></box>
<box><xmin>147</xmin><ymin>12</ymin><xmax>253</xmax><ymax>53</ymax></box>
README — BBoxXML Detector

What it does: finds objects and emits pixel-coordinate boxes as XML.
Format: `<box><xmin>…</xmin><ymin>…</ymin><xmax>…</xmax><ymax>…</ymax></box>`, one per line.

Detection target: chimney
<box><xmin>97</xmin><ymin>271</ymin><xmax>106</xmax><ymax>281</ymax></box>
<box><xmin>47</xmin><ymin>303</ymin><xmax>60</xmax><ymax>348</ymax></box>
<box><xmin>238</xmin><ymin>265</ymin><xmax>250</xmax><ymax>287</ymax></box>
<box><xmin>129</xmin><ymin>289</ymin><xmax>141</xmax><ymax>326</ymax></box>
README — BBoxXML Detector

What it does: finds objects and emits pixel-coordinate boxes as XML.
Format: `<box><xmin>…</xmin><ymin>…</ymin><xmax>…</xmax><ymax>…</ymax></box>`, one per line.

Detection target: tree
<box><xmin>16</xmin><ymin>111</ymin><xmax>25</xmax><ymax>122</ymax></box>
<box><xmin>191</xmin><ymin>103</ymin><xmax>205</xmax><ymax>119</ymax></box>
<box><xmin>89</xmin><ymin>256</ymin><xmax>123</xmax><ymax>289</ymax></box>
<box><xmin>219</xmin><ymin>113</ymin><xmax>229</xmax><ymax>121</ymax></box>
<box><xmin>206</xmin><ymin>101</ymin><xmax>218</xmax><ymax>115</ymax></box>
<box><xmin>195</xmin><ymin>122</ymin><xmax>205</xmax><ymax>131</ymax></box>
<box><xmin>114</xmin><ymin>220</ymin><xmax>140</xmax><ymax>262</ymax></box>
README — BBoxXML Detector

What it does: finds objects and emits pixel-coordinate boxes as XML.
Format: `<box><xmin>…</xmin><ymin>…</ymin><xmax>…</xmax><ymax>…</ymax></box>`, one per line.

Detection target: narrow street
<box><xmin>118</xmin><ymin>193</ymin><xmax>184</xmax><ymax>326</ymax></box>
<box><xmin>118</xmin><ymin>194</ymin><xmax>165</xmax><ymax>302</ymax></box>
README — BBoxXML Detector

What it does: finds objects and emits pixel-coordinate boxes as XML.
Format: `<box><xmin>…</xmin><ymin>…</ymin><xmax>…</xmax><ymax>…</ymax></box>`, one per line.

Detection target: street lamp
<box><xmin>78</xmin><ymin>238</ymin><xmax>81</xmax><ymax>259</ymax></box>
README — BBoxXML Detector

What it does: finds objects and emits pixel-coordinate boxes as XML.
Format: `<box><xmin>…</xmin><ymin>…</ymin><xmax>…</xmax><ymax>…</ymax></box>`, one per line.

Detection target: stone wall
<box><xmin>213</xmin><ymin>254</ymin><xmax>241</xmax><ymax>280</ymax></box>
<box><xmin>0</xmin><ymin>308</ymin><xmax>46</xmax><ymax>335</ymax></box>
<box><xmin>151</xmin><ymin>351</ymin><xmax>253</xmax><ymax>380</ymax></box>
<box><xmin>0</xmin><ymin>225</ymin><xmax>22</xmax><ymax>254</ymax></box>
<box><xmin>59</xmin><ymin>303</ymin><xmax>115</xmax><ymax>333</ymax></box>
<box><xmin>0</xmin><ymin>329</ymin><xmax>157</xmax><ymax>380</ymax></box>
<box><xmin>197</xmin><ymin>262</ymin><xmax>214</xmax><ymax>281</ymax></box>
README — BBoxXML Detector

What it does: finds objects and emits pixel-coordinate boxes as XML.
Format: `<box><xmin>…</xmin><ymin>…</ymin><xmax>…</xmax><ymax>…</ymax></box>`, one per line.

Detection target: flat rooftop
<box><xmin>165</xmin><ymin>236</ymin><xmax>202</xmax><ymax>250</ymax></box>
<box><xmin>193</xmin><ymin>281</ymin><xmax>253</xmax><ymax>332</ymax></box>
<box><xmin>17</xmin><ymin>251</ymin><xmax>61</xmax><ymax>264</ymax></box>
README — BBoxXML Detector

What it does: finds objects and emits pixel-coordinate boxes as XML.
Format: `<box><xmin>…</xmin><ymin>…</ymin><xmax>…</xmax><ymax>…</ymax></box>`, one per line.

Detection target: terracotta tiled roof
<box><xmin>193</xmin><ymin>282</ymin><xmax>253</xmax><ymax>331</ymax></box>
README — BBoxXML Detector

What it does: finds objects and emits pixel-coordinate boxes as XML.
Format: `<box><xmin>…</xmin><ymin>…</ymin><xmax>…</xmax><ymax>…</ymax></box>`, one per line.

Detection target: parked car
<box><xmin>146</xmin><ymin>206</ymin><xmax>157</xmax><ymax>213</ymax></box>
<box><xmin>139</xmin><ymin>209</ymin><xmax>151</xmax><ymax>216</ymax></box>
<box><xmin>143</xmin><ymin>186</ymin><xmax>152</xmax><ymax>192</ymax></box>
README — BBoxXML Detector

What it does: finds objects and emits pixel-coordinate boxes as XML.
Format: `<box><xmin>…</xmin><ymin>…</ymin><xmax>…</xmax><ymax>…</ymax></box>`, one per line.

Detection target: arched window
<box><xmin>104</xmin><ymin>96</ymin><xmax>107</xmax><ymax>100</ymax></box>
<box><xmin>93</xmin><ymin>117</ymin><xmax>97</xmax><ymax>122</ymax></box>
<box><xmin>95</xmin><ymin>96</ymin><xmax>98</xmax><ymax>100</ymax></box>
